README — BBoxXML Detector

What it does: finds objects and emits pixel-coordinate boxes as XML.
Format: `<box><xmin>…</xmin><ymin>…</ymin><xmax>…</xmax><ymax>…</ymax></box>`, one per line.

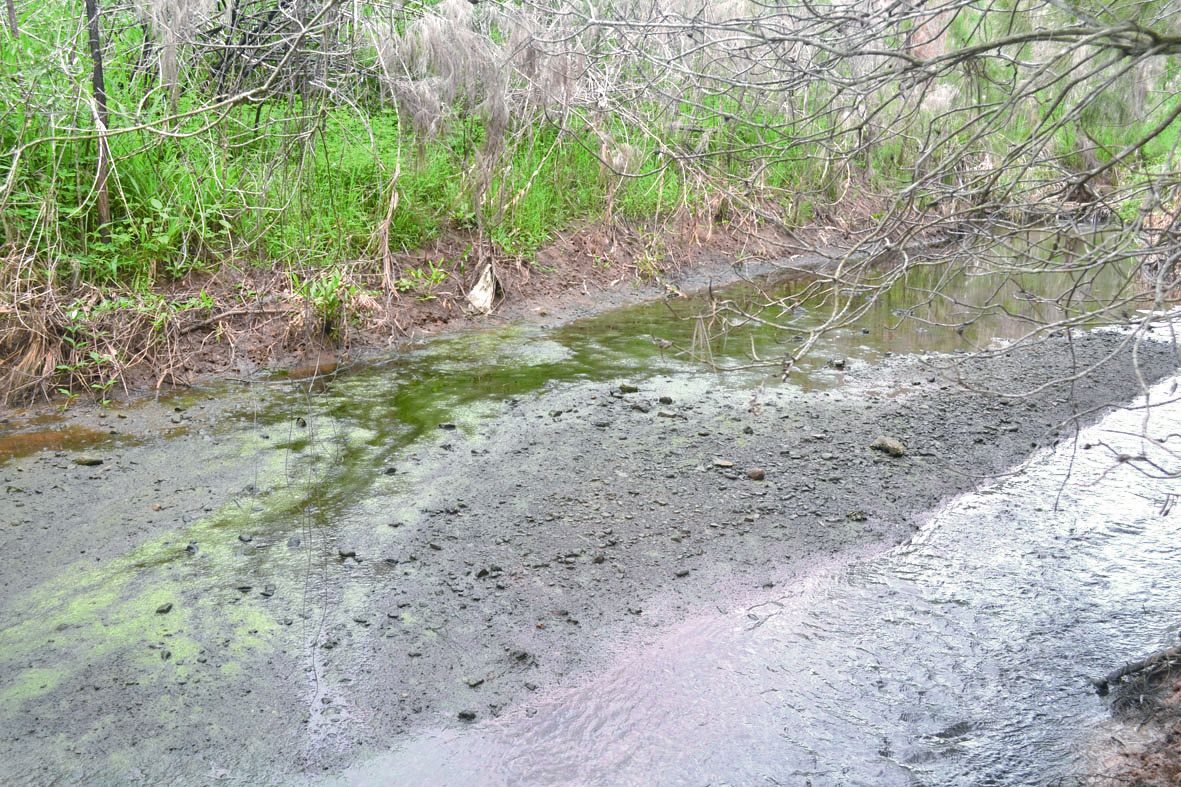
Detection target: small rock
<box><xmin>339</xmin><ymin>548</ymin><xmax>357</xmax><ymax>559</ymax></box>
<box><xmin>428</xmin><ymin>542</ymin><xmax>443</xmax><ymax>551</ymax></box>
<box><xmin>829</xmin><ymin>358</ymin><xmax>847</xmax><ymax>370</ymax></box>
<box><xmin>746</xmin><ymin>468</ymin><xmax>766</xmax><ymax>481</ymax></box>
<box><xmin>619</xmin><ymin>383</ymin><xmax>639</xmax><ymax>394</ymax></box>
<box><xmin>657</xmin><ymin>411</ymin><xmax>678</xmax><ymax>419</ymax></box>
<box><xmin>713</xmin><ymin>458</ymin><xmax>734</xmax><ymax>468</ymax></box>
<box><xmin>287</xmin><ymin>537</ymin><xmax>301</xmax><ymax>548</ymax></box>
<box><xmin>74</xmin><ymin>456</ymin><xmax>103</xmax><ymax>467</ymax></box>
<box><xmin>185</xmin><ymin>542</ymin><xmax>199</xmax><ymax>555</ymax></box>
<box><xmin>674</xmin><ymin>569</ymin><xmax>690</xmax><ymax>578</ymax></box>
<box><xmin>156</xmin><ymin>602</ymin><xmax>173</xmax><ymax>614</ymax></box>
<box><xmin>383</xmin><ymin>467</ymin><xmax>398</xmax><ymax>475</ymax></box>
<box><xmin>238</xmin><ymin>534</ymin><xmax>253</xmax><ymax>543</ymax></box>
<box><xmin>591</xmin><ymin>420</ymin><xmax>611</xmax><ymax>428</ymax></box>
<box><xmin>235</xmin><ymin>584</ymin><xmax>253</xmax><ymax>593</ymax></box>
<box><xmin>295</xmin><ymin>417</ymin><xmax>307</xmax><ymax>428</ymax></box>
<box><xmin>458</xmin><ymin>710</ymin><xmax>477</xmax><ymax>722</ymax></box>
<box><xmin>261</xmin><ymin>584</ymin><xmax>276</xmax><ymax>598</ymax></box>
<box><xmin>658</xmin><ymin>396</ymin><xmax>673</xmax><ymax>405</ymax></box>
<box><xmin>438</xmin><ymin>422</ymin><xmax>457</xmax><ymax>431</ymax></box>
<box><xmin>466</xmin><ymin>677</ymin><xmax>485</xmax><ymax>688</ymax></box>
<box><xmin>870</xmin><ymin>436</ymin><xmax>908</xmax><ymax>457</ymax></box>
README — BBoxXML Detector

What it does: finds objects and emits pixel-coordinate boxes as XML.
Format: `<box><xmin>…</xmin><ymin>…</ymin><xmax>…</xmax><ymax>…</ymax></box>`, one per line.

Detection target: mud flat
<box><xmin>0</xmin><ymin>270</ymin><xmax>1177</xmax><ymax>783</ymax></box>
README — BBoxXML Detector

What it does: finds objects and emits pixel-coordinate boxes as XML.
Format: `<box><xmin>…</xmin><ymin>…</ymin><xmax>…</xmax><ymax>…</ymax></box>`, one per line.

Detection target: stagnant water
<box><xmin>345</xmin><ymin>381</ymin><xmax>1181</xmax><ymax>786</ymax></box>
<box><xmin>1</xmin><ymin>251</ymin><xmax>1175</xmax><ymax>784</ymax></box>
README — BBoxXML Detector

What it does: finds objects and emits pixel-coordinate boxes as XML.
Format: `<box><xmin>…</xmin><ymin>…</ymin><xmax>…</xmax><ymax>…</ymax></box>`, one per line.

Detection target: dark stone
<box><xmin>658</xmin><ymin>396</ymin><xmax>673</xmax><ymax>405</ymax></box>
<box><xmin>438</xmin><ymin>423</ymin><xmax>457</xmax><ymax>430</ymax></box>
<box><xmin>156</xmin><ymin>603</ymin><xmax>173</xmax><ymax>614</ymax></box>
<box><xmin>339</xmin><ymin>548</ymin><xmax>357</xmax><ymax>558</ymax></box>
<box><xmin>746</xmin><ymin>468</ymin><xmax>766</xmax><ymax>481</ymax></box>
<box><xmin>73</xmin><ymin>456</ymin><xmax>103</xmax><ymax>466</ymax></box>
<box><xmin>238</xmin><ymin>534</ymin><xmax>253</xmax><ymax>543</ymax></box>
<box><xmin>619</xmin><ymin>383</ymin><xmax>639</xmax><ymax>394</ymax></box>
<box><xmin>458</xmin><ymin>710</ymin><xmax>477</xmax><ymax>721</ymax></box>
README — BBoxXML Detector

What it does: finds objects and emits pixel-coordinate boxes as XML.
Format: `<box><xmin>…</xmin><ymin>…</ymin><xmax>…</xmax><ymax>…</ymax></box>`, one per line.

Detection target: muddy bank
<box><xmin>1</xmin><ymin>216</ymin><xmax>823</xmax><ymax>408</ymax></box>
<box><xmin>0</xmin><ymin>313</ymin><xmax>1176</xmax><ymax>783</ymax></box>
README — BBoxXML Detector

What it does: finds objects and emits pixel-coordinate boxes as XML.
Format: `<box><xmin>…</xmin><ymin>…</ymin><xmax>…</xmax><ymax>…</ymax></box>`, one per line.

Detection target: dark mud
<box><xmin>0</xmin><ymin>260</ymin><xmax>1177</xmax><ymax>784</ymax></box>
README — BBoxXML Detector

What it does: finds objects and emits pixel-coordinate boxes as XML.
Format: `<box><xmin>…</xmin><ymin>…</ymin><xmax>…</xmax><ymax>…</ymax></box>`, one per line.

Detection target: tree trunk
<box><xmin>5</xmin><ymin>0</ymin><xmax>17</xmax><ymax>35</ymax></box>
<box><xmin>83</xmin><ymin>0</ymin><xmax>111</xmax><ymax>241</ymax></box>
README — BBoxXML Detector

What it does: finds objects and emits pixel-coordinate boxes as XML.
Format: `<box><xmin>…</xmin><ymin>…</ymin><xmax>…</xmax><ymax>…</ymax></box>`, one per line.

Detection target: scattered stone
<box><xmin>156</xmin><ymin>603</ymin><xmax>173</xmax><ymax>614</ymax></box>
<box><xmin>383</xmin><ymin>467</ymin><xmax>397</xmax><ymax>475</ymax></box>
<box><xmin>458</xmin><ymin>710</ymin><xmax>477</xmax><ymax>722</ymax></box>
<box><xmin>713</xmin><ymin>458</ymin><xmax>734</xmax><ymax>468</ymax></box>
<box><xmin>674</xmin><ymin>569</ymin><xmax>690</xmax><ymax>578</ymax></box>
<box><xmin>185</xmin><ymin>542</ymin><xmax>199</xmax><ymax>555</ymax></box>
<box><xmin>261</xmin><ymin>585</ymin><xmax>276</xmax><ymax>598</ymax></box>
<box><xmin>847</xmin><ymin>510</ymin><xmax>868</xmax><ymax>522</ymax></box>
<box><xmin>466</xmin><ymin>677</ymin><xmax>485</xmax><ymax>688</ymax></box>
<box><xmin>287</xmin><ymin>537</ymin><xmax>301</xmax><ymax>548</ymax></box>
<box><xmin>235</xmin><ymin>584</ymin><xmax>253</xmax><ymax>593</ymax></box>
<box><xmin>428</xmin><ymin>542</ymin><xmax>443</xmax><ymax>551</ymax></box>
<box><xmin>591</xmin><ymin>420</ymin><xmax>611</xmax><ymax>428</ymax></box>
<box><xmin>619</xmin><ymin>383</ymin><xmax>639</xmax><ymax>394</ymax></box>
<box><xmin>238</xmin><ymin>534</ymin><xmax>253</xmax><ymax>543</ymax></box>
<box><xmin>631</xmin><ymin>403</ymin><xmax>651</xmax><ymax>414</ymax></box>
<box><xmin>870</xmin><ymin>436</ymin><xmax>908</xmax><ymax>457</ymax></box>
<box><xmin>829</xmin><ymin>358</ymin><xmax>847</xmax><ymax>370</ymax></box>
<box><xmin>295</xmin><ymin>417</ymin><xmax>307</xmax><ymax>428</ymax></box>
<box><xmin>746</xmin><ymin>468</ymin><xmax>766</xmax><ymax>481</ymax></box>
<box><xmin>74</xmin><ymin>456</ymin><xmax>103</xmax><ymax>466</ymax></box>
<box><xmin>339</xmin><ymin>548</ymin><xmax>357</xmax><ymax>559</ymax></box>
<box><xmin>438</xmin><ymin>423</ymin><xmax>457</xmax><ymax>431</ymax></box>
<box><xmin>657</xmin><ymin>411</ymin><xmax>678</xmax><ymax>419</ymax></box>
<box><xmin>658</xmin><ymin>396</ymin><xmax>673</xmax><ymax>405</ymax></box>
<box><xmin>742</xmin><ymin>426</ymin><xmax>754</xmax><ymax>435</ymax></box>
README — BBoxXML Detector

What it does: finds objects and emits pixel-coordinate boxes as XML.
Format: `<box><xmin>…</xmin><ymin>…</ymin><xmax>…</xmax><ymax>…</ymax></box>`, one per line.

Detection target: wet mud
<box><xmin>0</xmin><ymin>261</ymin><xmax>1177</xmax><ymax>784</ymax></box>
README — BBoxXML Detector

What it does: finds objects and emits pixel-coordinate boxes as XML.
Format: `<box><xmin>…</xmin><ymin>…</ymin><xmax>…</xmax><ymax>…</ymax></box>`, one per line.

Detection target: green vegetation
<box><xmin>1</xmin><ymin>0</ymin><xmax>1178</xmax><ymax>402</ymax></box>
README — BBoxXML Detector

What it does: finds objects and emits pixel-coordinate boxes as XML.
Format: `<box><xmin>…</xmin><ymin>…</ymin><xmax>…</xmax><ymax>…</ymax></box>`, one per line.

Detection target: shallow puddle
<box><xmin>345</xmin><ymin>380</ymin><xmax>1181</xmax><ymax>786</ymax></box>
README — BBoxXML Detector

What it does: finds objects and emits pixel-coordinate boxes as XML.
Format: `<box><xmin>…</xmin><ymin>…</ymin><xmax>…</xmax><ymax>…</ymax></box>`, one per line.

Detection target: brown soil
<box><xmin>1093</xmin><ymin>663</ymin><xmax>1181</xmax><ymax>786</ymax></box>
<box><xmin>2</xmin><ymin>210</ymin><xmax>866</xmax><ymax>411</ymax></box>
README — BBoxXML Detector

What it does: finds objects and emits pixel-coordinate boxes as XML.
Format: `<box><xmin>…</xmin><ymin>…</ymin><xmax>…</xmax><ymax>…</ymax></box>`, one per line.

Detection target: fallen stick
<box><xmin>1091</xmin><ymin>644</ymin><xmax>1181</xmax><ymax>696</ymax></box>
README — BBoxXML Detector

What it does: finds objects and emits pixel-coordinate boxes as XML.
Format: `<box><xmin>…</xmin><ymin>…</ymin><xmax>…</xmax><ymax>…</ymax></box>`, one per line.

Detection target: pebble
<box><xmin>746</xmin><ymin>468</ymin><xmax>766</xmax><ymax>481</ymax></box>
<box><xmin>339</xmin><ymin>548</ymin><xmax>357</xmax><ymax>558</ymax></box>
<box><xmin>658</xmin><ymin>396</ymin><xmax>673</xmax><ymax>405</ymax></box>
<box><xmin>74</xmin><ymin>456</ymin><xmax>103</xmax><ymax>466</ymax></box>
<box><xmin>619</xmin><ymin>384</ymin><xmax>639</xmax><ymax>394</ymax></box>
<box><xmin>458</xmin><ymin>710</ymin><xmax>477</xmax><ymax>721</ymax></box>
<box><xmin>713</xmin><ymin>459</ymin><xmax>734</xmax><ymax>468</ymax></box>
<box><xmin>156</xmin><ymin>603</ymin><xmax>173</xmax><ymax>614</ymax></box>
<box><xmin>238</xmin><ymin>534</ymin><xmax>253</xmax><ymax>543</ymax></box>
<box><xmin>870</xmin><ymin>436</ymin><xmax>908</xmax><ymax>457</ymax></box>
